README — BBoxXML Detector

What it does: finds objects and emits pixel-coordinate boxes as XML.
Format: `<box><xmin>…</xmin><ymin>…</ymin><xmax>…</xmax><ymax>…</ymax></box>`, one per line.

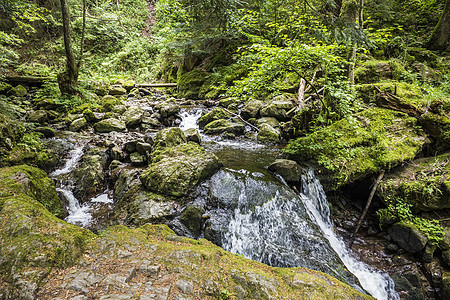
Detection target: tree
<box><xmin>427</xmin><ymin>0</ymin><xmax>450</xmax><ymax>51</ymax></box>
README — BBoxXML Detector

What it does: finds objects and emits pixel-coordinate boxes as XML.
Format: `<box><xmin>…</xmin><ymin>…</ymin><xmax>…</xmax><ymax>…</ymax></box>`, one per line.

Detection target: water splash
<box><xmin>57</xmin><ymin>188</ymin><xmax>92</xmax><ymax>227</ymax></box>
<box><xmin>299</xmin><ymin>169</ymin><xmax>399</xmax><ymax>300</ymax></box>
<box><xmin>179</xmin><ymin>108</ymin><xmax>202</xmax><ymax>130</ymax></box>
<box><xmin>50</xmin><ymin>146</ymin><xmax>84</xmax><ymax>177</ymax></box>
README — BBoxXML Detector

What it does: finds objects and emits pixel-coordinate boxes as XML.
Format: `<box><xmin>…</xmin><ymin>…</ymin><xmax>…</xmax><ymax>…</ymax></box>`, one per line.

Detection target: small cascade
<box><xmin>179</xmin><ymin>108</ymin><xmax>202</xmax><ymax>130</ymax></box>
<box><xmin>50</xmin><ymin>146</ymin><xmax>84</xmax><ymax>177</ymax></box>
<box><xmin>299</xmin><ymin>169</ymin><xmax>399</xmax><ymax>300</ymax></box>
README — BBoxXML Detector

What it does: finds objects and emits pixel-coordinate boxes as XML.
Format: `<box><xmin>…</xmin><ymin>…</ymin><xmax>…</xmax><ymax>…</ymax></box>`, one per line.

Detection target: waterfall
<box><xmin>179</xmin><ymin>108</ymin><xmax>202</xmax><ymax>130</ymax></box>
<box><xmin>299</xmin><ymin>169</ymin><xmax>399</xmax><ymax>300</ymax></box>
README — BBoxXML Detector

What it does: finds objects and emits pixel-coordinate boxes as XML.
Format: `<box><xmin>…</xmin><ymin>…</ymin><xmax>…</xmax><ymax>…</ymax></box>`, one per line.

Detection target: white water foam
<box><xmin>57</xmin><ymin>188</ymin><xmax>92</xmax><ymax>227</ymax></box>
<box><xmin>299</xmin><ymin>169</ymin><xmax>399</xmax><ymax>300</ymax></box>
<box><xmin>50</xmin><ymin>146</ymin><xmax>84</xmax><ymax>177</ymax></box>
<box><xmin>91</xmin><ymin>192</ymin><xmax>113</xmax><ymax>204</ymax></box>
<box><xmin>179</xmin><ymin>109</ymin><xmax>202</xmax><ymax>130</ymax></box>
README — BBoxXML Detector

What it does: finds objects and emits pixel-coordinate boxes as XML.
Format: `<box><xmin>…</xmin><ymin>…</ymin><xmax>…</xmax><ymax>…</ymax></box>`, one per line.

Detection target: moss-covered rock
<box><xmin>141</xmin><ymin>142</ymin><xmax>222</xmax><ymax>197</ymax></box>
<box><xmin>184</xmin><ymin>128</ymin><xmax>201</xmax><ymax>144</ymax></box>
<box><xmin>267</xmin><ymin>159</ymin><xmax>302</xmax><ymax>182</ymax></box>
<box><xmin>28</xmin><ymin>110</ymin><xmax>48</xmax><ymax>124</ymax></box>
<box><xmin>151</xmin><ymin>127</ymin><xmax>187</xmax><ymax>161</ymax></box>
<box><xmin>257</xmin><ymin>124</ymin><xmax>280</xmax><ymax>143</ymax></box>
<box><xmin>177</xmin><ymin>69</ymin><xmax>209</xmax><ymax>99</ymax></box>
<box><xmin>6</xmin><ymin>84</ymin><xmax>27</xmax><ymax>97</ymax></box>
<box><xmin>377</xmin><ymin>152</ymin><xmax>450</xmax><ymax>212</ymax></box>
<box><xmin>93</xmin><ymin>118</ymin><xmax>126</xmax><ymax>133</ymax></box>
<box><xmin>354</xmin><ymin>60</ymin><xmax>393</xmax><ymax>83</ymax></box>
<box><xmin>241</xmin><ymin>99</ymin><xmax>264</xmax><ymax>120</ymax></box>
<box><xmin>101</xmin><ymin>95</ymin><xmax>120</xmax><ymax>112</ymax></box>
<box><xmin>284</xmin><ymin>108</ymin><xmax>429</xmax><ymax>189</ymax></box>
<box><xmin>122</xmin><ymin>105</ymin><xmax>144</xmax><ymax>128</ymax></box>
<box><xmin>69</xmin><ymin>117</ymin><xmax>87</xmax><ymax>132</ymax></box>
<box><xmin>156</xmin><ymin>101</ymin><xmax>180</xmax><ymax>118</ymax></box>
<box><xmin>204</xmin><ymin>119</ymin><xmax>245</xmax><ymax>136</ymax></box>
<box><xmin>260</xmin><ymin>95</ymin><xmax>295</xmax><ymax>121</ymax></box>
<box><xmin>198</xmin><ymin>108</ymin><xmax>231</xmax><ymax>128</ymax></box>
<box><xmin>179</xmin><ymin>205</ymin><xmax>205</xmax><ymax>237</ymax></box>
<box><xmin>83</xmin><ymin>109</ymin><xmax>104</xmax><ymax>123</ymax></box>
<box><xmin>388</xmin><ymin>220</ymin><xmax>428</xmax><ymax>253</ymax></box>
<box><xmin>109</xmin><ymin>85</ymin><xmax>127</xmax><ymax>96</ymax></box>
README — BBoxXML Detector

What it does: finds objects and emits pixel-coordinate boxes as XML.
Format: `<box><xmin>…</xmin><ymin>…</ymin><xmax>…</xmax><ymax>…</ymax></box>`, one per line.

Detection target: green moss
<box><xmin>198</xmin><ymin>108</ymin><xmax>231</xmax><ymax>128</ymax></box>
<box><xmin>177</xmin><ymin>69</ymin><xmax>210</xmax><ymax>99</ymax></box>
<box><xmin>284</xmin><ymin>108</ymin><xmax>428</xmax><ymax>189</ymax></box>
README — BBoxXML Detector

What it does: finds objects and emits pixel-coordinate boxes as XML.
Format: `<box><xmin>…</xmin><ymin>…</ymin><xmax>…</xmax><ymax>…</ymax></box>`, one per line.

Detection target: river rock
<box><xmin>151</xmin><ymin>127</ymin><xmax>187</xmax><ymax>161</ymax></box>
<box><xmin>204</xmin><ymin>119</ymin><xmax>245</xmax><ymax>136</ymax></box>
<box><xmin>34</xmin><ymin>126</ymin><xmax>55</xmax><ymax>138</ymax></box>
<box><xmin>141</xmin><ymin>142</ymin><xmax>222</xmax><ymax>197</ymax></box>
<box><xmin>184</xmin><ymin>128</ymin><xmax>201</xmax><ymax>144</ymax></box>
<box><xmin>123</xmin><ymin>106</ymin><xmax>144</xmax><ymax>128</ymax></box>
<box><xmin>179</xmin><ymin>205</ymin><xmax>205</xmax><ymax>237</ymax></box>
<box><xmin>110</xmin><ymin>146</ymin><xmax>126</xmax><ymax>161</ymax></box>
<box><xmin>35</xmin><ymin>98</ymin><xmax>61</xmax><ymax>110</ymax></box>
<box><xmin>241</xmin><ymin>99</ymin><xmax>264</xmax><ymax>120</ymax></box>
<box><xmin>94</xmin><ymin>118</ymin><xmax>126</xmax><ymax>133</ymax></box>
<box><xmin>136</xmin><ymin>142</ymin><xmax>152</xmax><ymax>156</ymax></box>
<box><xmin>69</xmin><ymin>117</ymin><xmax>87</xmax><ymax>132</ymax></box>
<box><xmin>260</xmin><ymin>95</ymin><xmax>295</xmax><ymax>121</ymax></box>
<box><xmin>157</xmin><ymin>102</ymin><xmax>180</xmax><ymax>118</ymax></box>
<box><xmin>7</xmin><ymin>84</ymin><xmax>27</xmax><ymax>97</ymax></box>
<box><xmin>198</xmin><ymin>108</ymin><xmax>231</xmax><ymax>128</ymax></box>
<box><xmin>257</xmin><ymin>124</ymin><xmax>280</xmax><ymax>143</ymax></box>
<box><xmin>130</xmin><ymin>152</ymin><xmax>146</xmax><ymax>165</ymax></box>
<box><xmin>28</xmin><ymin>110</ymin><xmax>48</xmax><ymax>124</ymax></box>
<box><xmin>109</xmin><ymin>86</ymin><xmax>127</xmax><ymax>96</ymax></box>
<box><xmin>83</xmin><ymin>109</ymin><xmax>104</xmax><ymax>123</ymax></box>
<box><xmin>256</xmin><ymin>117</ymin><xmax>279</xmax><ymax>128</ymax></box>
<box><xmin>388</xmin><ymin>221</ymin><xmax>428</xmax><ymax>253</ymax></box>
<box><xmin>267</xmin><ymin>159</ymin><xmax>302</xmax><ymax>182</ymax></box>
<box><xmin>141</xmin><ymin>116</ymin><xmax>162</xmax><ymax>128</ymax></box>
<box><xmin>443</xmin><ymin>272</ymin><xmax>450</xmax><ymax>299</ymax></box>
<box><xmin>70</xmin><ymin>147</ymin><xmax>108</xmax><ymax>202</ymax></box>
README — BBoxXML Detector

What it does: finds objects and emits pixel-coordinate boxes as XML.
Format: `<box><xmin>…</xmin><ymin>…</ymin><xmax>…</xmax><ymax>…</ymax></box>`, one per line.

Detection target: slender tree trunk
<box><xmin>427</xmin><ymin>0</ymin><xmax>450</xmax><ymax>51</ymax></box>
<box><xmin>58</xmin><ymin>0</ymin><xmax>78</xmax><ymax>95</ymax></box>
<box><xmin>77</xmin><ymin>0</ymin><xmax>87</xmax><ymax>69</ymax></box>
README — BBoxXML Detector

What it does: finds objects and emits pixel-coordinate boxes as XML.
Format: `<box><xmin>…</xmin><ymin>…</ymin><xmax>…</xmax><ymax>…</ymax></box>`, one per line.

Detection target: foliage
<box><xmin>380</xmin><ymin>198</ymin><xmax>444</xmax><ymax>244</ymax></box>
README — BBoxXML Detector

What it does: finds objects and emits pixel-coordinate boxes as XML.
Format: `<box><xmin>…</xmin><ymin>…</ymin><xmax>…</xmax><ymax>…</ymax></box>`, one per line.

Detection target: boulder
<box><xmin>136</xmin><ymin>142</ymin><xmax>153</xmax><ymax>155</ymax></box>
<box><xmin>70</xmin><ymin>147</ymin><xmax>108</xmax><ymax>202</ymax></box>
<box><xmin>388</xmin><ymin>221</ymin><xmax>428</xmax><ymax>253</ymax></box>
<box><xmin>69</xmin><ymin>117</ymin><xmax>87</xmax><ymax>132</ymax></box>
<box><xmin>141</xmin><ymin>117</ymin><xmax>162</xmax><ymax>128</ymax></box>
<box><xmin>204</xmin><ymin>119</ymin><xmax>245</xmax><ymax>136</ymax></box>
<box><xmin>7</xmin><ymin>85</ymin><xmax>27</xmax><ymax>97</ymax></box>
<box><xmin>151</xmin><ymin>127</ymin><xmax>187</xmax><ymax>161</ymax></box>
<box><xmin>83</xmin><ymin>109</ymin><xmax>104</xmax><ymax>123</ymax></box>
<box><xmin>443</xmin><ymin>272</ymin><xmax>450</xmax><ymax>300</ymax></box>
<box><xmin>101</xmin><ymin>95</ymin><xmax>120</xmax><ymax>112</ymax></box>
<box><xmin>94</xmin><ymin>118</ymin><xmax>126</xmax><ymax>133</ymax></box>
<box><xmin>184</xmin><ymin>128</ymin><xmax>201</xmax><ymax>144</ymax></box>
<box><xmin>198</xmin><ymin>108</ymin><xmax>231</xmax><ymax>128</ymax></box>
<box><xmin>130</xmin><ymin>152</ymin><xmax>146</xmax><ymax>165</ymax></box>
<box><xmin>35</xmin><ymin>98</ymin><xmax>61</xmax><ymax>110</ymax></box>
<box><xmin>28</xmin><ymin>110</ymin><xmax>48</xmax><ymax>124</ymax></box>
<box><xmin>109</xmin><ymin>86</ymin><xmax>127</xmax><ymax>96</ymax></box>
<box><xmin>256</xmin><ymin>117</ymin><xmax>279</xmax><ymax>128</ymax></box>
<box><xmin>110</xmin><ymin>146</ymin><xmax>126</xmax><ymax>161</ymax></box>
<box><xmin>260</xmin><ymin>95</ymin><xmax>295</xmax><ymax>121</ymax></box>
<box><xmin>157</xmin><ymin>102</ymin><xmax>180</xmax><ymax>118</ymax></box>
<box><xmin>34</xmin><ymin>127</ymin><xmax>55</xmax><ymax>138</ymax></box>
<box><xmin>177</xmin><ymin>69</ymin><xmax>209</xmax><ymax>99</ymax></box>
<box><xmin>179</xmin><ymin>205</ymin><xmax>205</xmax><ymax>237</ymax></box>
<box><xmin>123</xmin><ymin>106</ymin><xmax>144</xmax><ymax>128</ymax></box>
<box><xmin>241</xmin><ymin>99</ymin><xmax>264</xmax><ymax>120</ymax></box>
<box><xmin>257</xmin><ymin>124</ymin><xmax>280</xmax><ymax>143</ymax></box>
<box><xmin>267</xmin><ymin>159</ymin><xmax>302</xmax><ymax>182</ymax></box>
<box><xmin>141</xmin><ymin>142</ymin><xmax>222</xmax><ymax>197</ymax></box>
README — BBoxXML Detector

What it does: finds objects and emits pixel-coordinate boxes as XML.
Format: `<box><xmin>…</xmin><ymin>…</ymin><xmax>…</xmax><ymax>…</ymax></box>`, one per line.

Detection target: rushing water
<box><xmin>179</xmin><ymin>108</ymin><xmax>399</xmax><ymax>300</ymax></box>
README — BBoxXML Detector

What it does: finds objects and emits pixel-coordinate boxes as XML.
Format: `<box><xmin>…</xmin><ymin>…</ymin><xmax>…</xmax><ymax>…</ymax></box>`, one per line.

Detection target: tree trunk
<box><xmin>427</xmin><ymin>0</ymin><xmax>450</xmax><ymax>51</ymax></box>
<box><xmin>58</xmin><ymin>0</ymin><xmax>78</xmax><ymax>95</ymax></box>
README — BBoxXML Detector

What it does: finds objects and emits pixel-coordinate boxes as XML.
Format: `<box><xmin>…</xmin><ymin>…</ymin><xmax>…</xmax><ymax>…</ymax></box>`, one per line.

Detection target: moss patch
<box><xmin>284</xmin><ymin>108</ymin><xmax>429</xmax><ymax>189</ymax></box>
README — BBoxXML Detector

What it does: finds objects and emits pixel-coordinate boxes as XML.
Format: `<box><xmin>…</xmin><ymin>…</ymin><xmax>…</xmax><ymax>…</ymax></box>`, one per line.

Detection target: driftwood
<box><xmin>136</xmin><ymin>83</ymin><xmax>177</xmax><ymax>88</ymax></box>
<box><xmin>354</xmin><ymin>170</ymin><xmax>385</xmax><ymax>234</ymax></box>
<box><xmin>297</xmin><ymin>78</ymin><xmax>306</xmax><ymax>109</ymax></box>
<box><xmin>5</xmin><ymin>76</ymin><xmax>51</xmax><ymax>85</ymax></box>
<box><xmin>222</xmin><ymin>108</ymin><xmax>259</xmax><ymax>132</ymax></box>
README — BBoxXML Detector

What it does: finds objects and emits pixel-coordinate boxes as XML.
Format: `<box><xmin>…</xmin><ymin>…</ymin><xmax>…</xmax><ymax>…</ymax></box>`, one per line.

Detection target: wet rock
<box><xmin>392</xmin><ymin>271</ymin><xmax>425</xmax><ymax>300</ymax></box>
<box><xmin>158</xmin><ymin>102</ymin><xmax>180</xmax><ymax>118</ymax></box>
<box><xmin>110</xmin><ymin>146</ymin><xmax>126</xmax><ymax>161</ymax></box>
<box><xmin>204</xmin><ymin>119</ymin><xmax>245</xmax><ymax>136</ymax></box>
<box><xmin>28</xmin><ymin>110</ymin><xmax>48</xmax><ymax>124</ymax></box>
<box><xmin>102</xmin><ymin>95</ymin><xmax>120</xmax><ymax>111</ymax></box>
<box><xmin>35</xmin><ymin>98</ymin><xmax>61</xmax><ymax>110</ymax></box>
<box><xmin>69</xmin><ymin>117</ymin><xmax>87</xmax><ymax>132</ymax></box>
<box><xmin>136</xmin><ymin>142</ymin><xmax>153</xmax><ymax>155</ymax></box>
<box><xmin>198</xmin><ymin>108</ymin><xmax>231</xmax><ymax>128</ymax></box>
<box><xmin>184</xmin><ymin>128</ymin><xmax>201</xmax><ymax>144</ymax></box>
<box><xmin>83</xmin><ymin>109</ymin><xmax>104</xmax><ymax>123</ymax></box>
<box><xmin>34</xmin><ymin>126</ymin><xmax>55</xmax><ymax>138</ymax></box>
<box><xmin>94</xmin><ymin>118</ymin><xmax>126</xmax><ymax>133</ymax></box>
<box><xmin>109</xmin><ymin>86</ymin><xmax>127</xmax><ymax>96</ymax></box>
<box><xmin>267</xmin><ymin>159</ymin><xmax>302</xmax><ymax>182</ymax></box>
<box><xmin>141</xmin><ymin>142</ymin><xmax>222</xmax><ymax>197</ymax></box>
<box><xmin>260</xmin><ymin>95</ymin><xmax>295</xmax><ymax>121</ymax></box>
<box><xmin>241</xmin><ymin>99</ymin><xmax>264</xmax><ymax>120</ymax></box>
<box><xmin>442</xmin><ymin>272</ymin><xmax>450</xmax><ymax>300</ymax></box>
<box><xmin>130</xmin><ymin>152</ymin><xmax>146</xmax><ymax>165</ymax></box>
<box><xmin>388</xmin><ymin>221</ymin><xmax>428</xmax><ymax>253</ymax></box>
<box><xmin>141</xmin><ymin>116</ymin><xmax>162</xmax><ymax>128</ymax></box>
<box><xmin>442</xmin><ymin>249</ymin><xmax>450</xmax><ymax>266</ymax></box>
<box><xmin>124</xmin><ymin>140</ymin><xmax>138</xmax><ymax>152</ymax></box>
<box><xmin>179</xmin><ymin>205</ymin><xmax>205</xmax><ymax>237</ymax></box>
<box><xmin>422</xmin><ymin>243</ymin><xmax>437</xmax><ymax>263</ymax></box>
<box><xmin>123</xmin><ymin>105</ymin><xmax>144</xmax><ymax>128</ymax></box>
<box><xmin>70</xmin><ymin>147</ymin><xmax>108</xmax><ymax>202</ymax></box>
<box><xmin>7</xmin><ymin>84</ymin><xmax>27</xmax><ymax>97</ymax></box>
<box><xmin>256</xmin><ymin>124</ymin><xmax>280</xmax><ymax>143</ymax></box>
<box><xmin>151</xmin><ymin>127</ymin><xmax>187</xmax><ymax>160</ymax></box>
<box><xmin>144</xmin><ymin>132</ymin><xmax>155</xmax><ymax>145</ymax></box>
<box><xmin>256</xmin><ymin>117</ymin><xmax>279</xmax><ymax>128</ymax></box>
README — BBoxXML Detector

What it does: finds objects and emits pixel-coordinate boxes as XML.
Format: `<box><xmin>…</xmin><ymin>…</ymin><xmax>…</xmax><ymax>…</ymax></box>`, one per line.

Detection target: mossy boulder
<box><xmin>177</xmin><ymin>69</ymin><xmax>209</xmax><ymax>99</ymax></box>
<box><xmin>284</xmin><ymin>108</ymin><xmax>429</xmax><ymax>190</ymax></box>
<box><xmin>241</xmin><ymin>99</ymin><xmax>264</xmax><ymax>120</ymax></box>
<box><xmin>6</xmin><ymin>84</ymin><xmax>27</xmax><ymax>97</ymax></box>
<box><xmin>28</xmin><ymin>110</ymin><xmax>48</xmax><ymax>124</ymax></box>
<box><xmin>256</xmin><ymin>117</ymin><xmax>280</xmax><ymax>128</ymax></box>
<box><xmin>151</xmin><ymin>127</ymin><xmax>187</xmax><ymax>161</ymax></box>
<box><xmin>257</xmin><ymin>124</ymin><xmax>280</xmax><ymax>143</ymax></box>
<box><xmin>260</xmin><ymin>95</ymin><xmax>295</xmax><ymax>121</ymax></box>
<box><xmin>156</xmin><ymin>101</ymin><xmax>180</xmax><ymax>118</ymax></box>
<box><xmin>93</xmin><ymin>118</ymin><xmax>126</xmax><ymax>133</ymax></box>
<box><xmin>267</xmin><ymin>159</ymin><xmax>302</xmax><ymax>182</ymax></box>
<box><xmin>354</xmin><ymin>60</ymin><xmax>393</xmax><ymax>83</ymax></box>
<box><xmin>180</xmin><ymin>205</ymin><xmax>205</xmax><ymax>237</ymax></box>
<box><xmin>69</xmin><ymin>117</ymin><xmax>87</xmax><ymax>132</ymax></box>
<box><xmin>141</xmin><ymin>142</ymin><xmax>222</xmax><ymax>197</ymax></box>
<box><xmin>122</xmin><ymin>105</ymin><xmax>144</xmax><ymax>128</ymax></box>
<box><xmin>388</xmin><ymin>220</ymin><xmax>428</xmax><ymax>253</ymax></box>
<box><xmin>204</xmin><ymin>119</ymin><xmax>245</xmax><ymax>136</ymax></box>
<box><xmin>109</xmin><ymin>85</ymin><xmax>127</xmax><ymax>96</ymax></box>
<box><xmin>198</xmin><ymin>108</ymin><xmax>231</xmax><ymax>128</ymax></box>
<box><xmin>83</xmin><ymin>109</ymin><xmax>104</xmax><ymax>123</ymax></box>
<box><xmin>377</xmin><ymin>152</ymin><xmax>450</xmax><ymax>212</ymax></box>
<box><xmin>101</xmin><ymin>95</ymin><xmax>120</xmax><ymax>112</ymax></box>
<box><xmin>184</xmin><ymin>128</ymin><xmax>201</xmax><ymax>144</ymax></box>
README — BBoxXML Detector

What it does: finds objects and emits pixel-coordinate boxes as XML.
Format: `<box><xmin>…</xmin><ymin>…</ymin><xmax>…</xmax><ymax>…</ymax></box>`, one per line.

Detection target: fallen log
<box><xmin>4</xmin><ymin>76</ymin><xmax>52</xmax><ymax>85</ymax></box>
<box><xmin>135</xmin><ymin>83</ymin><xmax>177</xmax><ymax>88</ymax></box>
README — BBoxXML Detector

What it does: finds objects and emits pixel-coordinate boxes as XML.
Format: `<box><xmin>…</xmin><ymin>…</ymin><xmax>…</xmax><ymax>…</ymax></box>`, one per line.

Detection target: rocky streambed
<box><xmin>0</xmin><ymin>82</ymin><xmax>449</xmax><ymax>299</ymax></box>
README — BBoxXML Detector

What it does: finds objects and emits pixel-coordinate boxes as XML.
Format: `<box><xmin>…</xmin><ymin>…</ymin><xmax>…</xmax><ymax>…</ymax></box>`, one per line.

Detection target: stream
<box><xmin>48</xmin><ymin>106</ymin><xmax>399</xmax><ymax>300</ymax></box>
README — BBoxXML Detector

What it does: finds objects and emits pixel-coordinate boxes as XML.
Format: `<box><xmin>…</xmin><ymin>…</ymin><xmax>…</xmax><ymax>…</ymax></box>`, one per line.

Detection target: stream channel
<box><xmin>48</xmin><ymin>104</ymin><xmax>399</xmax><ymax>300</ymax></box>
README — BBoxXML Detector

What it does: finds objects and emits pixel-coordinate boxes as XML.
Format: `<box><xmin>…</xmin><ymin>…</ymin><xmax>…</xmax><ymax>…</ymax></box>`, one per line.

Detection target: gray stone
<box><xmin>111</xmin><ymin>146</ymin><xmax>126</xmax><ymax>161</ymax></box>
<box><xmin>184</xmin><ymin>128</ymin><xmax>201</xmax><ymax>144</ymax></box>
<box><xmin>260</xmin><ymin>95</ymin><xmax>295</xmax><ymax>121</ymax></box>
<box><xmin>136</xmin><ymin>142</ymin><xmax>153</xmax><ymax>155</ymax></box>
<box><xmin>179</xmin><ymin>205</ymin><xmax>205</xmax><ymax>237</ymax></box>
<box><xmin>234</xmin><ymin>285</ymin><xmax>246</xmax><ymax>299</ymax></box>
<box><xmin>267</xmin><ymin>159</ymin><xmax>302</xmax><ymax>182</ymax></box>
<box><xmin>109</xmin><ymin>86</ymin><xmax>127</xmax><ymax>96</ymax></box>
<box><xmin>204</xmin><ymin>119</ymin><xmax>245</xmax><ymax>136</ymax></box>
<box><xmin>257</xmin><ymin>124</ymin><xmax>280</xmax><ymax>143</ymax></box>
<box><xmin>123</xmin><ymin>106</ymin><xmax>144</xmax><ymax>128</ymax></box>
<box><xmin>99</xmin><ymin>295</ymin><xmax>133</xmax><ymax>300</ymax></box>
<box><xmin>256</xmin><ymin>117</ymin><xmax>279</xmax><ymax>128</ymax></box>
<box><xmin>69</xmin><ymin>117</ymin><xmax>87</xmax><ymax>132</ymax></box>
<box><xmin>130</xmin><ymin>152</ymin><xmax>146</xmax><ymax>165</ymax></box>
<box><xmin>241</xmin><ymin>99</ymin><xmax>264</xmax><ymax>119</ymax></box>
<box><xmin>142</xmin><ymin>117</ymin><xmax>162</xmax><ymax>128</ymax></box>
<box><xmin>67</xmin><ymin>271</ymin><xmax>104</xmax><ymax>294</ymax></box>
<box><xmin>176</xmin><ymin>279</ymin><xmax>193</xmax><ymax>294</ymax></box>
<box><xmin>159</xmin><ymin>102</ymin><xmax>180</xmax><ymax>118</ymax></box>
<box><xmin>388</xmin><ymin>221</ymin><xmax>428</xmax><ymax>253</ymax></box>
<box><xmin>94</xmin><ymin>118</ymin><xmax>126</xmax><ymax>133</ymax></box>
